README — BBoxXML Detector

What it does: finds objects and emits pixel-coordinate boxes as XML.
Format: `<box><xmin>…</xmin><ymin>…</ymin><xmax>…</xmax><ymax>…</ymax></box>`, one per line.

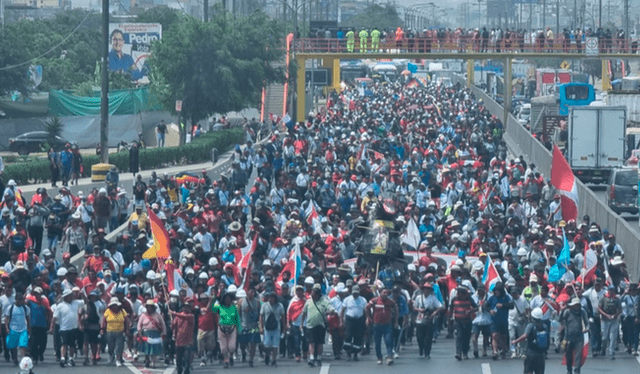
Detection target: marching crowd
<box><xmin>0</xmin><ymin>77</ymin><xmax>638</xmax><ymax>374</ymax></box>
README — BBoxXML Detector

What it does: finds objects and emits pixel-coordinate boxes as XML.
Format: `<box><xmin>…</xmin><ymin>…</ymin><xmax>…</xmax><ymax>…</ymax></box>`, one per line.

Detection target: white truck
<box><xmin>567</xmin><ymin>106</ymin><xmax>627</xmax><ymax>183</ymax></box>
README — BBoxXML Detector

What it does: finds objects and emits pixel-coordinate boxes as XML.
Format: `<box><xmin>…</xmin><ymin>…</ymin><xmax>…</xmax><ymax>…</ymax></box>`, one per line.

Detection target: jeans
<box><xmin>590</xmin><ymin>318</ymin><xmax>602</xmax><ymax>354</ymax></box>
<box><xmin>601</xmin><ymin>319</ymin><xmax>619</xmax><ymax>358</ymax></box>
<box><xmin>175</xmin><ymin>345</ymin><xmax>192</xmax><ymax>374</ymax></box>
<box><xmin>416</xmin><ymin>323</ymin><xmax>435</xmax><ymax>356</ymax></box>
<box><xmin>622</xmin><ymin>316</ymin><xmax>639</xmax><ymax>351</ymax></box>
<box><xmin>373</xmin><ymin>324</ymin><xmax>393</xmax><ymax>360</ymax></box>
<box><xmin>287</xmin><ymin>326</ymin><xmax>307</xmax><ymax>357</ymax></box>
<box><xmin>106</xmin><ymin>331</ymin><xmax>124</xmax><ymax>362</ymax></box>
<box><xmin>565</xmin><ymin>338</ymin><xmax>584</xmax><ymax>372</ymax></box>
<box><xmin>455</xmin><ymin>320</ymin><xmax>472</xmax><ymax>356</ymax></box>
<box><xmin>30</xmin><ymin>326</ymin><xmax>47</xmax><ymax>359</ymax></box>
<box><xmin>157</xmin><ymin>133</ymin><xmax>165</xmax><ymax>148</ymax></box>
<box><xmin>343</xmin><ymin>316</ymin><xmax>365</xmax><ymax>354</ymax></box>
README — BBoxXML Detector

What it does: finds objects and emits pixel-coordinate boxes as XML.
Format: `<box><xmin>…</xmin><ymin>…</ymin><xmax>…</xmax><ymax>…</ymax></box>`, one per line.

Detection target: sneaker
<box><xmin>377</xmin><ymin>359</ymin><xmax>383</xmax><ymax>365</ymax></box>
<box><xmin>386</xmin><ymin>357</ymin><xmax>393</xmax><ymax>365</ymax></box>
<box><xmin>248</xmin><ymin>360</ymin><xmax>254</xmax><ymax>367</ymax></box>
<box><xmin>133</xmin><ymin>353</ymin><xmax>139</xmax><ymax>362</ymax></box>
<box><xmin>316</xmin><ymin>359</ymin><xmax>322</xmax><ymax>367</ymax></box>
<box><xmin>455</xmin><ymin>354</ymin><xmax>462</xmax><ymax>361</ymax></box>
<box><xmin>473</xmin><ymin>350</ymin><xmax>479</xmax><ymax>358</ymax></box>
<box><xmin>353</xmin><ymin>354</ymin><xmax>360</xmax><ymax>361</ymax></box>
<box><xmin>69</xmin><ymin>358</ymin><xmax>76</xmax><ymax>367</ymax></box>
<box><xmin>115</xmin><ymin>361</ymin><xmax>122</xmax><ymax>367</ymax></box>
<box><xmin>271</xmin><ymin>360</ymin><xmax>277</xmax><ymax>367</ymax></box>
<box><xmin>634</xmin><ymin>350</ymin><xmax>639</xmax><ymax>356</ymax></box>
<box><xmin>60</xmin><ymin>360</ymin><xmax>66</xmax><ymax>368</ymax></box>
<box><xmin>84</xmin><ymin>358</ymin><xmax>90</xmax><ymax>366</ymax></box>
<box><xmin>511</xmin><ymin>352</ymin><xmax>518</xmax><ymax>359</ymax></box>
<box><xmin>199</xmin><ymin>361</ymin><xmax>206</xmax><ymax>367</ymax></box>
<box><xmin>295</xmin><ymin>356</ymin><xmax>301</xmax><ymax>362</ymax></box>
<box><xmin>308</xmin><ymin>359</ymin><xmax>315</xmax><ymax>367</ymax></box>
<box><xmin>463</xmin><ymin>354</ymin><xmax>469</xmax><ymax>360</ymax></box>
<box><xmin>426</xmin><ymin>355</ymin><xmax>431</xmax><ymax>359</ymax></box>
<box><xmin>223</xmin><ymin>362</ymin><xmax>229</xmax><ymax>368</ymax></box>
<box><xmin>393</xmin><ymin>352</ymin><xmax>399</xmax><ymax>359</ymax></box>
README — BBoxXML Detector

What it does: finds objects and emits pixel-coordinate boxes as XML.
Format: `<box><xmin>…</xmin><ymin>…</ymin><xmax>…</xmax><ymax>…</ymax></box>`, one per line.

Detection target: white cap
<box><xmin>99</xmin><ymin>187</ymin><xmax>107</xmax><ymax>194</ymax></box>
<box><xmin>199</xmin><ymin>272</ymin><xmax>209</xmax><ymax>280</ymax></box>
<box><xmin>407</xmin><ymin>264</ymin><xmax>416</xmax><ymax>271</ymax></box>
<box><xmin>227</xmin><ymin>285</ymin><xmax>238</xmax><ymax>293</ymax></box>
<box><xmin>146</xmin><ymin>270</ymin><xmax>157</xmax><ymax>280</ymax></box>
<box><xmin>304</xmin><ymin>276</ymin><xmax>315</xmax><ymax>284</ymax></box>
<box><xmin>209</xmin><ymin>257</ymin><xmax>218</xmax><ymax>266</ymax></box>
<box><xmin>57</xmin><ymin>268</ymin><xmax>68</xmax><ymax>277</ymax></box>
<box><xmin>7</xmin><ymin>180</ymin><xmax>16</xmax><ymax>186</ymax></box>
<box><xmin>262</xmin><ymin>259</ymin><xmax>272</xmax><ymax>267</ymax></box>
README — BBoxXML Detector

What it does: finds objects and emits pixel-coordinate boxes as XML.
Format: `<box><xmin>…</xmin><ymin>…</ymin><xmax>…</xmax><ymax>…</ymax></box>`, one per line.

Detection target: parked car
<box><xmin>606</xmin><ymin>167</ymin><xmax>639</xmax><ymax>215</ymax></box>
<box><xmin>8</xmin><ymin>131</ymin><xmax>69</xmax><ymax>155</ymax></box>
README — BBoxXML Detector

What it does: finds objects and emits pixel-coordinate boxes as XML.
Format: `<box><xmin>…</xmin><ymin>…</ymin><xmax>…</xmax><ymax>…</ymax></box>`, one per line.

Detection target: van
<box><xmin>606</xmin><ymin>168</ymin><xmax>638</xmax><ymax>215</ymax></box>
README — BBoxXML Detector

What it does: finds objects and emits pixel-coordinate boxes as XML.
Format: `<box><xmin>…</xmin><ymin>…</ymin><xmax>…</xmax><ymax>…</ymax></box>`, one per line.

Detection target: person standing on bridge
<box><xmin>346</xmin><ymin>29</ymin><xmax>355</xmax><ymax>53</ymax></box>
<box><xmin>358</xmin><ymin>28</ymin><xmax>368</xmax><ymax>53</ymax></box>
<box><xmin>395</xmin><ymin>27</ymin><xmax>404</xmax><ymax>52</ymax></box>
<box><xmin>370</xmin><ymin>27</ymin><xmax>381</xmax><ymax>52</ymax></box>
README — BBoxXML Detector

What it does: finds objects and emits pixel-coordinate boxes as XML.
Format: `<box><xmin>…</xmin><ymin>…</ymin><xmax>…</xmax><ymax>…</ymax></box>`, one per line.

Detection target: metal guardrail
<box><xmin>467</xmin><ymin>82</ymin><xmax>640</xmax><ymax>281</ymax></box>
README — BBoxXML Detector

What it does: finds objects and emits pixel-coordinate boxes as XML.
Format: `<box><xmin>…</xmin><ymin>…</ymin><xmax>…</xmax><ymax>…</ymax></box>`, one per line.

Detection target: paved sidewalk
<box><xmin>17</xmin><ymin>147</ymin><xmax>236</xmax><ymax>196</ymax></box>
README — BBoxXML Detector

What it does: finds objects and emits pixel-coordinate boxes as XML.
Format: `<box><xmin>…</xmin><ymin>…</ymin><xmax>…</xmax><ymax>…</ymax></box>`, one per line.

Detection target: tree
<box><xmin>151</xmin><ymin>7</ymin><xmax>285</xmax><ymax>143</ymax></box>
<box><xmin>44</xmin><ymin>116</ymin><xmax>63</xmax><ymax>151</ymax></box>
<box><xmin>340</xmin><ymin>4</ymin><xmax>403</xmax><ymax>30</ymax></box>
<box><xmin>136</xmin><ymin>7</ymin><xmax>183</xmax><ymax>34</ymax></box>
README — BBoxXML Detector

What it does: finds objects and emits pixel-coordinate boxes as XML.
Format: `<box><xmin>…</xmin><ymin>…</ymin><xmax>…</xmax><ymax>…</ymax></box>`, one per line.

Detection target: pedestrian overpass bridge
<box><xmin>291</xmin><ymin>37</ymin><xmax>640</xmax><ymax>125</ymax></box>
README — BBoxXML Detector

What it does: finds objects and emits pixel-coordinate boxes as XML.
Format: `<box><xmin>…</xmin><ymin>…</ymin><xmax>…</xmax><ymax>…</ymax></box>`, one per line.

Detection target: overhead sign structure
<box><xmin>108</xmin><ymin>23</ymin><xmax>162</xmax><ymax>83</ymax></box>
<box><xmin>585</xmin><ymin>37</ymin><xmax>598</xmax><ymax>56</ymax></box>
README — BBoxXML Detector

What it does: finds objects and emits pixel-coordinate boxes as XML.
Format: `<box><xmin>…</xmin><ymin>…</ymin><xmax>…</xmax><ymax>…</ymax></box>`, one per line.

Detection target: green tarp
<box><xmin>48</xmin><ymin>88</ymin><xmax>161</xmax><ymax>117</ymax></box>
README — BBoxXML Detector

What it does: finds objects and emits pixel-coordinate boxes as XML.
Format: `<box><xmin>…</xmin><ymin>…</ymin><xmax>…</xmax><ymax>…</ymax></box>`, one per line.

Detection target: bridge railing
<box><xmin>293</xmin><ymin>37</ymin><xmax>640</xmax><ymax>55</ymax></box>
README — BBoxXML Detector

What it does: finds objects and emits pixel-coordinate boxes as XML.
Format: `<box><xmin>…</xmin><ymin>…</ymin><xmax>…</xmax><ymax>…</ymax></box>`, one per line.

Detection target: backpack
<box><xmin>532</xmin><ymin>324</ymin><xmax>549</xmax><ymax>350</ymax></box>
<box><xmin>264</xmin><ymin>304</ymin><xmax>278</xmax><ymax>331</ymax></box>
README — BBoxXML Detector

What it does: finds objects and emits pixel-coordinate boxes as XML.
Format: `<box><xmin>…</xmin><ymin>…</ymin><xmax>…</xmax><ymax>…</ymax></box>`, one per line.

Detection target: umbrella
<box><xmin>401</xmin><ymin>70</ymin><xmax>412</xmax><ymax>76</ymax></box>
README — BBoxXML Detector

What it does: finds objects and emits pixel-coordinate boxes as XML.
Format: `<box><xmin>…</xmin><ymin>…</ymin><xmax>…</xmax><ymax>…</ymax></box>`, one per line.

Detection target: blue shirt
<box><xmin>4</xmin><ymin>304</ymin><xmax>29</xmax><ymax>332</ymax></box>
<box><xmin>108</xmin><ymin>50</ymin><xmax>143</xmax><ymax>80</ymax></box>
<box><xmin>28</xmin><ymin>300</ymin><xmax>48</xmax><ymax>328</ymax></box>
<box><xmin>487</xmin><ymin>293</ymin><xmax>513</xmax><ymax>324</ymax></box>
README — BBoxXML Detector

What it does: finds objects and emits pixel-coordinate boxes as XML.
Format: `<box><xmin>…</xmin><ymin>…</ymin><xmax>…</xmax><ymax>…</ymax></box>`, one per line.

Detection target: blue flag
<box><xmin>548</xmin><ymin>228</ymin><xmax>571</xmax><ymax>282</ymax></box>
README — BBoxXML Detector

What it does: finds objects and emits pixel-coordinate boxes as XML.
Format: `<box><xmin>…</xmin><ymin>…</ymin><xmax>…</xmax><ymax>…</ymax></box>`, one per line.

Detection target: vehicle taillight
<box><xmin>610</xmin><ymin>185</ymin><xmax>615</xmax><ymax>200</ymax></box>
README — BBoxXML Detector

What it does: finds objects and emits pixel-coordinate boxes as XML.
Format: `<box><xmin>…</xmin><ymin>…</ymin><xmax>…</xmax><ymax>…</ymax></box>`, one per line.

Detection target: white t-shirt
<box><xmin>54</xmin><ymin>299</ymin><xmax>84</xmax><ymax>331</ymax></box>
<box><xmin>0</xmin><ymin>293</ymin><xmax>15</xmax><ymax>324</ymax></box>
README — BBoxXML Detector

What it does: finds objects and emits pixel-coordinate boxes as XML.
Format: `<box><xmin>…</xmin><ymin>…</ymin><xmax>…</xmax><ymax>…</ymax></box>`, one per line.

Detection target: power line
<box><xmin>0</xmin><ymin>10</ymin><xmax>93</xmax><ymax>71</ymax></box>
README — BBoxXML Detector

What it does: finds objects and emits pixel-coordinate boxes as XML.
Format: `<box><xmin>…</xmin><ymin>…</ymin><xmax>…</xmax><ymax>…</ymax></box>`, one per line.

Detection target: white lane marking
<box><xmin>481</xmin><ymin>362</ymin><xmax>492</xmax><ymax>374</ymax></box>
<box><xmin>162</xmin><ymin>366</ymin><xmax>175</xmax><ymax>374</ymax></box>
<box><xmin>124</xmin><ymin>362</ymin><xmax>144</xmax><ymax>374</ymax></box>
<box><xmin>636</xmin><ymin>355</ymin><xmax>640</xmax><ymax>366</ymax></box>
<box><xmin>320</xmin><ymin>363</ymin><xmax>331</xmax><ymax>374</ymax></box>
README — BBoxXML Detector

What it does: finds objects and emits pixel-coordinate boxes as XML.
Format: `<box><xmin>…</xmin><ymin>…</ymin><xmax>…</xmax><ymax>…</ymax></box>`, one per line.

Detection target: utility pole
<box><xmin>555</xmin><ymin>0</ymin><xmax>560</xmax><ymax>40</ymax></box>
<box><xmin>100</xmin><ymin>0</ymin><xmax>109</xmax><ymax>164</ymax></box>
<box><xmin>204</xmin><ymin>0</ymin><xmax>208</xmax><ymax>21</ymax></box>
<box><xmin>598</xmin><ymin>0</ymin><xmax>601</xmax><ymax>27</ymax></box>
<box><xmin>542</xmin><ymin>0</ymin><xmax>546</xmax><ymax>29</ymax></box>
<box><xmin>624</xmin><ymin>0</ymin><xmax>628</xmax><ymax>49</ymax></box>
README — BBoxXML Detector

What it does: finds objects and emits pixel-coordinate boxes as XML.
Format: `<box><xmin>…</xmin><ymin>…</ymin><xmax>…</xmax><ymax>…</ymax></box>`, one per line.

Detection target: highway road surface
<box><xmin>7</xmin><ymin>333</ymin><xmax>640</xmax><ymax>374</ymax></box>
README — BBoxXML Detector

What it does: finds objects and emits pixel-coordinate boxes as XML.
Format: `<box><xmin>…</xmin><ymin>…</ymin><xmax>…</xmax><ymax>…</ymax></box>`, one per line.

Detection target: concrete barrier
<box><xmin>468</xmin><ymin>84</ymin><xmax>640</xmax><ymax>281</ymax></box>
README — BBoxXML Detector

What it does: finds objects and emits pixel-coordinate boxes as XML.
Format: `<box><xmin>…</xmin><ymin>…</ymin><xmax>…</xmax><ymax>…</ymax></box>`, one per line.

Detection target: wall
<box><xmin>468</xmin><ymin>83</ymin><xmax>640</xmax><ymax>281</ymax></box>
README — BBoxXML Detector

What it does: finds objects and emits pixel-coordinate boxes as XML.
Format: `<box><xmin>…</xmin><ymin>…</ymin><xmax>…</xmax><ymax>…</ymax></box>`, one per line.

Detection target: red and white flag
<box><xmin>551</xmin><ymin>145</ymin><xmax>579</xmax><ymax>221</ymax></box>
<box><xmin>482</xmin><ymin>253</ymin><xmax>501</xmax><ymax>291</ymax></box>
<box><xmin>580</xmin><ymin>243</ymin><xmax>598</xmax><ymax>285</ymax></box>
<box><xmin>165</xmin><ymin>260</ymin><xmax>194</xmax><ymax>297</ymax></box>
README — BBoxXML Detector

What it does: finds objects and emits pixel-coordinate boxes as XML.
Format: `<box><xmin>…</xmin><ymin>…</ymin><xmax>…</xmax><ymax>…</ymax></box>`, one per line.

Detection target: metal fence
<box><xmin>468</xmin><ymin>84</ymin><xmax>640</xmax><ymax>281</ymax></box>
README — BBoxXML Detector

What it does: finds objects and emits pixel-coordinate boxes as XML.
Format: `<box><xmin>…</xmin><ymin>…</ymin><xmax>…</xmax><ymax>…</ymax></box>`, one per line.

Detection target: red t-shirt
<box><xmin>370</xmin><ymin>296</ymin><xmax>396</xmax><ymax>325</ymax></box>
<box><xmin>198</xmin><ymin>308</ymin><xmax>218</xmax><ymax>331</ymax></box>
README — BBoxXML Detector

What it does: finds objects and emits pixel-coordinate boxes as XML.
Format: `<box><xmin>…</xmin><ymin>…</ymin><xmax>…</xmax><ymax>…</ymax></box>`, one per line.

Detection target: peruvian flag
<box><xmin>563</xmin><ymin>330</ymin><xmax>589</xmax><ymax>367</ymax></box>
<box><xmin>165</xmin><ymin>260</ymin><xmax>194</xmax><ymax>297</ymax></box>
<box><xmin>239</xmin><ymin>233</ymin><xmax>259</xmax><ymax>271</ymax></box>
<box><xmin>356</xmin><ymin>143</ymin><xmax>367</xmax><ymax>163</ymax></box>
<box><xmin>578</xmin><ymin>243</ymin><xmax>598</xmax><ymax>285</ymax></box>
<box><xmin>482</xmin><ymin>253</ymin><xmax>502</xmax><ymax>291</ymax></box>
<box><xmin>277</xmin><ymin>244</ymin><xmax>302</xmax><ymax>289</ymax></box>
<box><xmin>551</xmin><ymin>145</ymin><xmax>579</xmax><ymax>221</ymax></box>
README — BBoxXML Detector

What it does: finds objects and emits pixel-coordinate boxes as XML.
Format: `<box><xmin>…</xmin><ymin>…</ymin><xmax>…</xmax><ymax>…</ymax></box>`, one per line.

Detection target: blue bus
<box><xmin>558</xmin><ymin>82</ymin><xmax>595</xmax><ymax>115</ymax></box>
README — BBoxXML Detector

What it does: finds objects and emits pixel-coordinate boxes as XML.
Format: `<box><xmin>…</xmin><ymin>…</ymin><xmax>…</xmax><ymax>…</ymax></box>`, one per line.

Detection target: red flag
<box><xmin>482</xmin><ymin>253</ymin><xmax>501</xmax><ymax>291</ymax></box>
<box><xmin>551</xmin><ymin>145</ymin><xmax>579</xmax><ymax>221</ymax></box>
<box><xmin>239</xmin><ymin>233</ymin><xmax>258</xmax><ymax>270</ymax></box>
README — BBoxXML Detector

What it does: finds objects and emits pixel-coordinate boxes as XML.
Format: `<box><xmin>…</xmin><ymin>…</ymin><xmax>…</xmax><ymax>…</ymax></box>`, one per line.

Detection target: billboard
<box><xmin>108</xmin><ymin>23</ymin><xmax>162</xmax><ymax>83</ymax></box>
